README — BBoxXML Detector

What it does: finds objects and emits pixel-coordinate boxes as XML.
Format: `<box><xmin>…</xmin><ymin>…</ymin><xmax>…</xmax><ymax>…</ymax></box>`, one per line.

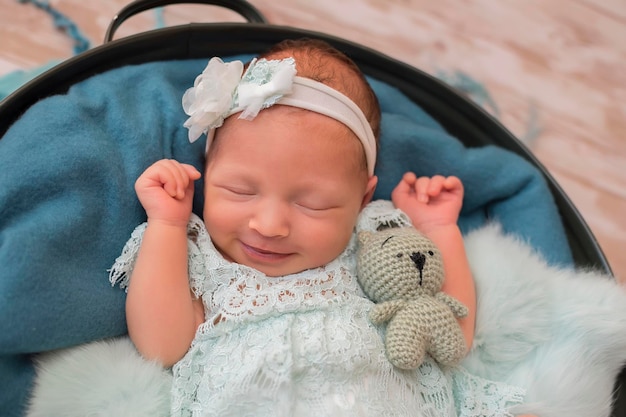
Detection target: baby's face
<box><xmin>203</xmin><ymin>106</ymin><xmax>376</xmax><ymax>277</ymax></box>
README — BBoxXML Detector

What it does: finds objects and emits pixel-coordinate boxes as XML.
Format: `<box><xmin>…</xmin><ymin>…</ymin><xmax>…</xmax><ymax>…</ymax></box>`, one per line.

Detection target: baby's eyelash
<box><xmin>222</xmin><ymin>186</ymin><xmax>255</xmax><ymax>196</ymax></box>
<box><xmin>296</xmin><ymin>202</ymin><xmax>331</xmax><ymax>211</ymax></box>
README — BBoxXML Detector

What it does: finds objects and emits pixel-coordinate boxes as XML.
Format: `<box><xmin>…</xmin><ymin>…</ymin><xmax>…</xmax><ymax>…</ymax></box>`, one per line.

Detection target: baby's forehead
<box><xmin>211</xmin><ymin>106</ymin><xmax>367</xmax><ymax>169</ymax></box>
<box><xmin>218</xmin><ymin>105</ymin><xmax>355</xmax><ymax>145</ymax></box>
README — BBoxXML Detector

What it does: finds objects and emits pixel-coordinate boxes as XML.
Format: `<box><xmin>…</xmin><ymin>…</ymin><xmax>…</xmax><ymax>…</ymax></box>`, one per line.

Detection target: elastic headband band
<box><xmin>182</xmin><ymin>57</ymin><xmax>377</xmax><ymax>175</ymax></box>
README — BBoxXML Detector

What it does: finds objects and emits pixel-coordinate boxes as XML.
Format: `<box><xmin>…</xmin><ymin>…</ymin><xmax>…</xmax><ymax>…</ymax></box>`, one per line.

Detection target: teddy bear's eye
<box><xmin>428</xmin><ymin>251</ymin><xmax>434</xmax><ymax>256</ymax></box>
<box><xmin>396</xmin><ymin>253</ymin><xmax>403</xmax><ymax>258</ymax></box>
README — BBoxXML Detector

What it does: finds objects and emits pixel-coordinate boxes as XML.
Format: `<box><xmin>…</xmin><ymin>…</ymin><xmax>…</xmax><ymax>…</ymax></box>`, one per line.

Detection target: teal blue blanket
<box><xmin>0</xmin><ymin>57</ymin><xmax>572</xmax><ymax>416</ymax></box>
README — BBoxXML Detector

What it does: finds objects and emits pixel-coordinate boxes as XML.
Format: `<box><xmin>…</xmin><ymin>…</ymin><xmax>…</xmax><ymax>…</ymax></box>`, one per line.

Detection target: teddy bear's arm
<box><xmin>435</xmin><ymin>292</ymin><xmax>469</xmax><ymax>318</ymax></box>
<box><xmin>369</xmin><ymin>300</ymin><xmax>406</xmax><ymax>324</ymax></box>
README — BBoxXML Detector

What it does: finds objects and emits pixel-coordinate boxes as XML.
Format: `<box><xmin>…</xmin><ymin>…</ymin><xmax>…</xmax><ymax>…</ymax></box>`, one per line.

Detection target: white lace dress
<box><xmin>110</xmin><ymin>201</ymin><xmax>525</xmax><ymax>417</ymax></box>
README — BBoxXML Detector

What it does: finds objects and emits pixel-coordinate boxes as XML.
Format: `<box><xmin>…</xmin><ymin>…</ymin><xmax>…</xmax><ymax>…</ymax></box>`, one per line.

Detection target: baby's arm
<box><xmin>125</xmin><ymin>159</ymin><xmax>205</xmax><ymax>367</ymax></box>
<box><xmin>391</xmin><ymin>172</ymin><xmax>476</xmax><ymax>351</ymax></box>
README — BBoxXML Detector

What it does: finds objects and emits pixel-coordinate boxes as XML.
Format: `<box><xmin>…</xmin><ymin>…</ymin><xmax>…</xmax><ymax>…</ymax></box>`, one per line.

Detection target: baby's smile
<box><xmin>240</xmin><ymin>241</ymin><xmax>294</xmax><ymax>261</ymax></box>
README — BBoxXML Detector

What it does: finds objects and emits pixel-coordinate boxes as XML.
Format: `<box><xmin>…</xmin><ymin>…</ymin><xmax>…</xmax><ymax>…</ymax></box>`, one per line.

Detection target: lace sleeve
<box><xmin>186</xmin><ymin>215</ymin><xmax>209</xmax><ymax>299</ymax></box>
<box><xmin>356</xmin><ymin>200</ymin><xmax>413</xmax><ymax>233</ymax></box>
<box><xmin>108</xmin><ymin>222</ymin><xmax>148</xmax><ymax>291</ymax></box>
<box><xmin>108</xmin><ymin>214</ymin><xmax>208</xmax><ymax>298</ymax></box>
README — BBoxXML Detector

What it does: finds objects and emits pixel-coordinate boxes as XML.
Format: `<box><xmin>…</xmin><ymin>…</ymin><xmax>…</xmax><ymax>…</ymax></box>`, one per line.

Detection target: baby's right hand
<box><xmin>135</xmin><ymin>159</ymin><xmax>201</xmax><ymax>227</ymax></box>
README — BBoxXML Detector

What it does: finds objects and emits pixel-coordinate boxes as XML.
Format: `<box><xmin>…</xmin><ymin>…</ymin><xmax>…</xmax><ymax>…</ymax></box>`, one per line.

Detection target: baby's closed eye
<box><xmin>227</xmin><ymin>187</ymin><xmax>254</xmax><ymax>195</ymax></box>
<box><xmin>219</xmin><ymin>185</ymin><xmax>256</xmax><ymax>198</ymax></box>
<box><xmin>294</xmin><ymin>197</ymin><xmax>340</xmax><ymax>212</ymax></box>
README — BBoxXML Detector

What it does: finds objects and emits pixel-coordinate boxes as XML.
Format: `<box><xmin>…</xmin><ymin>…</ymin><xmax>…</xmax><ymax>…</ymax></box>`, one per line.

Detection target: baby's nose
<box><xmin>248</xmin><ymin>201</ymin><xmax>290</xmax><ymax>238</ymax></box>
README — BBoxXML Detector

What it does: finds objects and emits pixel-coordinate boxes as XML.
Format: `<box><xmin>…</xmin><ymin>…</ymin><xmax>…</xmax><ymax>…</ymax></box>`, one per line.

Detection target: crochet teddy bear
<box><xmin>357</xmin><ymin>227</ymin><xmax>468</xmax><ymax>369</ymax></box>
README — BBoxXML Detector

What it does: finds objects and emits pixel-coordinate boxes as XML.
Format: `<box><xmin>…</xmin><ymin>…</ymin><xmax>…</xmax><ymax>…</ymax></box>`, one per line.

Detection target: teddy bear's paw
<box><xmin>386</xmin><ymin>338</ymin><xmax>427</xmax><ymax>370</ymax></box>
<box><xmin>429</xmin><ymin>331</ymin><xmax>467</xmax><ymax>366</ymax></box>
<box><xmin>369</xmin><ymin>300</ymin><xmax>406</xmax><ymax>324</ymax></box>
<box><xmin>389</xmin><ymin>355</ymin><xmax>423</xmax><ymax>370</ymax></box>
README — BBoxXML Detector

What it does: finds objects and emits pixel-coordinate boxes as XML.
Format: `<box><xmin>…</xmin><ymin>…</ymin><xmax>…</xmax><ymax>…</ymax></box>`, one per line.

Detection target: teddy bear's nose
<box><xmin>410</xmin><ymin>251</ymin><xmax>426</xmax><ymax>285</ymax></box>
<box><xmin>410</xmin><ymin>251</ymin><xmax>426</xmax><ymax>271</ymax></box>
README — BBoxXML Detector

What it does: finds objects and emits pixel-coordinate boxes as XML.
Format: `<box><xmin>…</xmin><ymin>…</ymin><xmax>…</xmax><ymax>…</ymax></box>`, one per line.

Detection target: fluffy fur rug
<box><xmin>26</xmin><ymin>338</ymin><xmax>171</xmax><ymax>417</ymax></box>
<box><xmin>26</xmin><ymin>224</ymin><xmax>626</xmax><ymax>417</ymax></box>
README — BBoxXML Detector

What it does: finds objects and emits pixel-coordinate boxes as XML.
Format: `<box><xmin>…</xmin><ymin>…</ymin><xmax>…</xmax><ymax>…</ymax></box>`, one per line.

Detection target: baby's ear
<box><xmin>358</xmin><ymin>231</ymin><xmax>373</xmax><ymax>246</ymax></box>
<box><xmin>360</xmin><ymin>175</ymin><xmax>378</xmax><ymax>209</ymax></box>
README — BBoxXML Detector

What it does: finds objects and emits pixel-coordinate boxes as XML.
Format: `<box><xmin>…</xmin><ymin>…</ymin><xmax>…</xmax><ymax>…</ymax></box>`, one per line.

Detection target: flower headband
<box><xmin>182</xmin><ymin>57</ymin><xmax>377</xmax><ymax>175</ymax></box>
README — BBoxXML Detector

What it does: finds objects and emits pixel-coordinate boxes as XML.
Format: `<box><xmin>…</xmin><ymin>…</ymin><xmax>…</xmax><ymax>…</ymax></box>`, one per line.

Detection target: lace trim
<box><xmin>109</xmin><ymin>200</ymin><xmax>411</xmax><ymax>291</ymax></box>
<box><xmin>356</xmin><ymin>200</ymin><xmax>413</xmax><ymax>232</ymax></box>
<box><xmin>108</xmin><ymin>223</ymin><xmax>147</xmax><ymax>291</ymax></box>
<box><xmin>452</xmin><ymin>366</ymin><xmax>526</xmax><ymax>417</ymax></box>
<box><xmin>108</xmin><ymin>220</ymin><xmax>207</xmax><ymax>299</ymax></box>
<box><xmin>107</xmin><ymin>215</ymin><xmax>366</xmax><ymax>326</ymax></box>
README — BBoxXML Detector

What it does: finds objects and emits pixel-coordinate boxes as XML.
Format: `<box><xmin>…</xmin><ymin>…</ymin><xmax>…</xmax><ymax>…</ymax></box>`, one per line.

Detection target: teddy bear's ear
<box><xmin>358</xmin><ymin>231</ymin><xmax>374</xmax><ymax>245</ymax></box>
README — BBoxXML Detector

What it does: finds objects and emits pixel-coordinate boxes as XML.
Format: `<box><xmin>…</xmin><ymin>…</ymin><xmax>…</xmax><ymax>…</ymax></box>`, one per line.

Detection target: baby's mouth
<box><xmin>241</xmin><ymin>242</ymin><xmax>292</xmax><ymax>260</ymax></box>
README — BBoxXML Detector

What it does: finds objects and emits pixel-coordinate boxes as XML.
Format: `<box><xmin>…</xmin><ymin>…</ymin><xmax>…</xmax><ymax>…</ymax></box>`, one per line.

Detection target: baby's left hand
<box><xmin>391</xmin><ymin>173</ymin><xmax>463</xmax><ymax>231</ymax></box>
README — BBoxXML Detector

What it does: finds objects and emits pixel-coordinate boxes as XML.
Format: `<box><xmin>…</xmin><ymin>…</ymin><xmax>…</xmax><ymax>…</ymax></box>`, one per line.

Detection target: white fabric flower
<box><xmin>182</xmin><ymin>58</ymin><xmax>244</xmax><ymax>143</ymax></box>
<box><xmin>236</xmin><ymin>58</ymin><xmax>297</xmax><ymax>120</ymax></box>
<box><xmin>181</xmin><ymin>57</ymin><xmax>298</xmax><ymax>144</ymax></box>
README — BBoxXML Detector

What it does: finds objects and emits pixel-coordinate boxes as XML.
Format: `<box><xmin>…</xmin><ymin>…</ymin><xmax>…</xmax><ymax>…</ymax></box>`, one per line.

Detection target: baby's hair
<box><xmin>258</xmin><ymin>38</ymin><xmax>381</xmax><ymax>147</ymax></box>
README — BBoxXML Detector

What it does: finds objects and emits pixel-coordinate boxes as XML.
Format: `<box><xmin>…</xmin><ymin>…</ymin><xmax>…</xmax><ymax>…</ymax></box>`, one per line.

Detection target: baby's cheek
<box><xmin>308</xmin><ymin>219</ymin><xmax>353</xmax><ymax>260</ymax></box>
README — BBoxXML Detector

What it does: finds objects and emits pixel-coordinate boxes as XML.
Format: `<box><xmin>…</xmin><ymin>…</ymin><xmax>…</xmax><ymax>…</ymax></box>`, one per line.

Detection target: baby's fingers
<box><xmin>391</xmin><ymin>172</ymin><xmax>417</xmax><ymax>205</ymax></box>
<box><xmin>420</xmin><ymin>175</ymin><xmax>463</xmax><ymax>198</ymax></box>
<box><xmin>392</xmin><ymin>172</ymin><xmax>417</xmax><ymax>195</ymax></box>
<box><xmin>442</xmin><ymin>176</ymin><xmax>464</xmax><ymax>196</ymax></box>
<box><xmin>426</xmin><ymin>175</ymin><xmax>448</xmax><ymax>197</ymax></box>
<box><xmin>415</xmin><ymin>176</ymin><xmax>441</xmax><ymax>202</ymax></box>
<box><xmin>138</xmin><ymin>160</ymin><xmax>198</xmax><ymax>200</ymax></box>
<box><xmin>159</xmin><ymin>160</ymin><xmax>189</xmax><ymax>199</ymax></box>
<box><xmin>181</xmin><ymin>163</ymin><xmax>202</xmax><ymax>181</ymax></box>
<box><xmin>168</xmin><ymin>162</ymin><xmax>202</xmax><ymax>199</ymax></box>
<box><xmin>168</xmin><ymin>163</ymin><xmax>201</xmax><ymax>199</ymax></box>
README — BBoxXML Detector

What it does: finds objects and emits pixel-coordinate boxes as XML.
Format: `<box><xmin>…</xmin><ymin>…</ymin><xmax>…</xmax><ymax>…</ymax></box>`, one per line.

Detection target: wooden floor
<box><xmin>1</xmin><ymin>0</ymin><xmax>624</xmax><ymax>282</ymax></box>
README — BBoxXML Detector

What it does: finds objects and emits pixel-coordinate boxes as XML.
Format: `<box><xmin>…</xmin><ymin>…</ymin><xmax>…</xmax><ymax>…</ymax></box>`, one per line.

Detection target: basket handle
<box><xmin>104</xmin><ymin>0</ymin><xmax>268</xmax><ymax>43</ymax></box>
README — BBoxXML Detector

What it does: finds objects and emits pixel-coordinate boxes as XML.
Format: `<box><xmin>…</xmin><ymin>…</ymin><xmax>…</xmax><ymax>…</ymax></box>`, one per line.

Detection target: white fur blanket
<box><xmin>26</xmin><ymin>224</ymin><xmax>626</xmax><ymax>417</ymax></box>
